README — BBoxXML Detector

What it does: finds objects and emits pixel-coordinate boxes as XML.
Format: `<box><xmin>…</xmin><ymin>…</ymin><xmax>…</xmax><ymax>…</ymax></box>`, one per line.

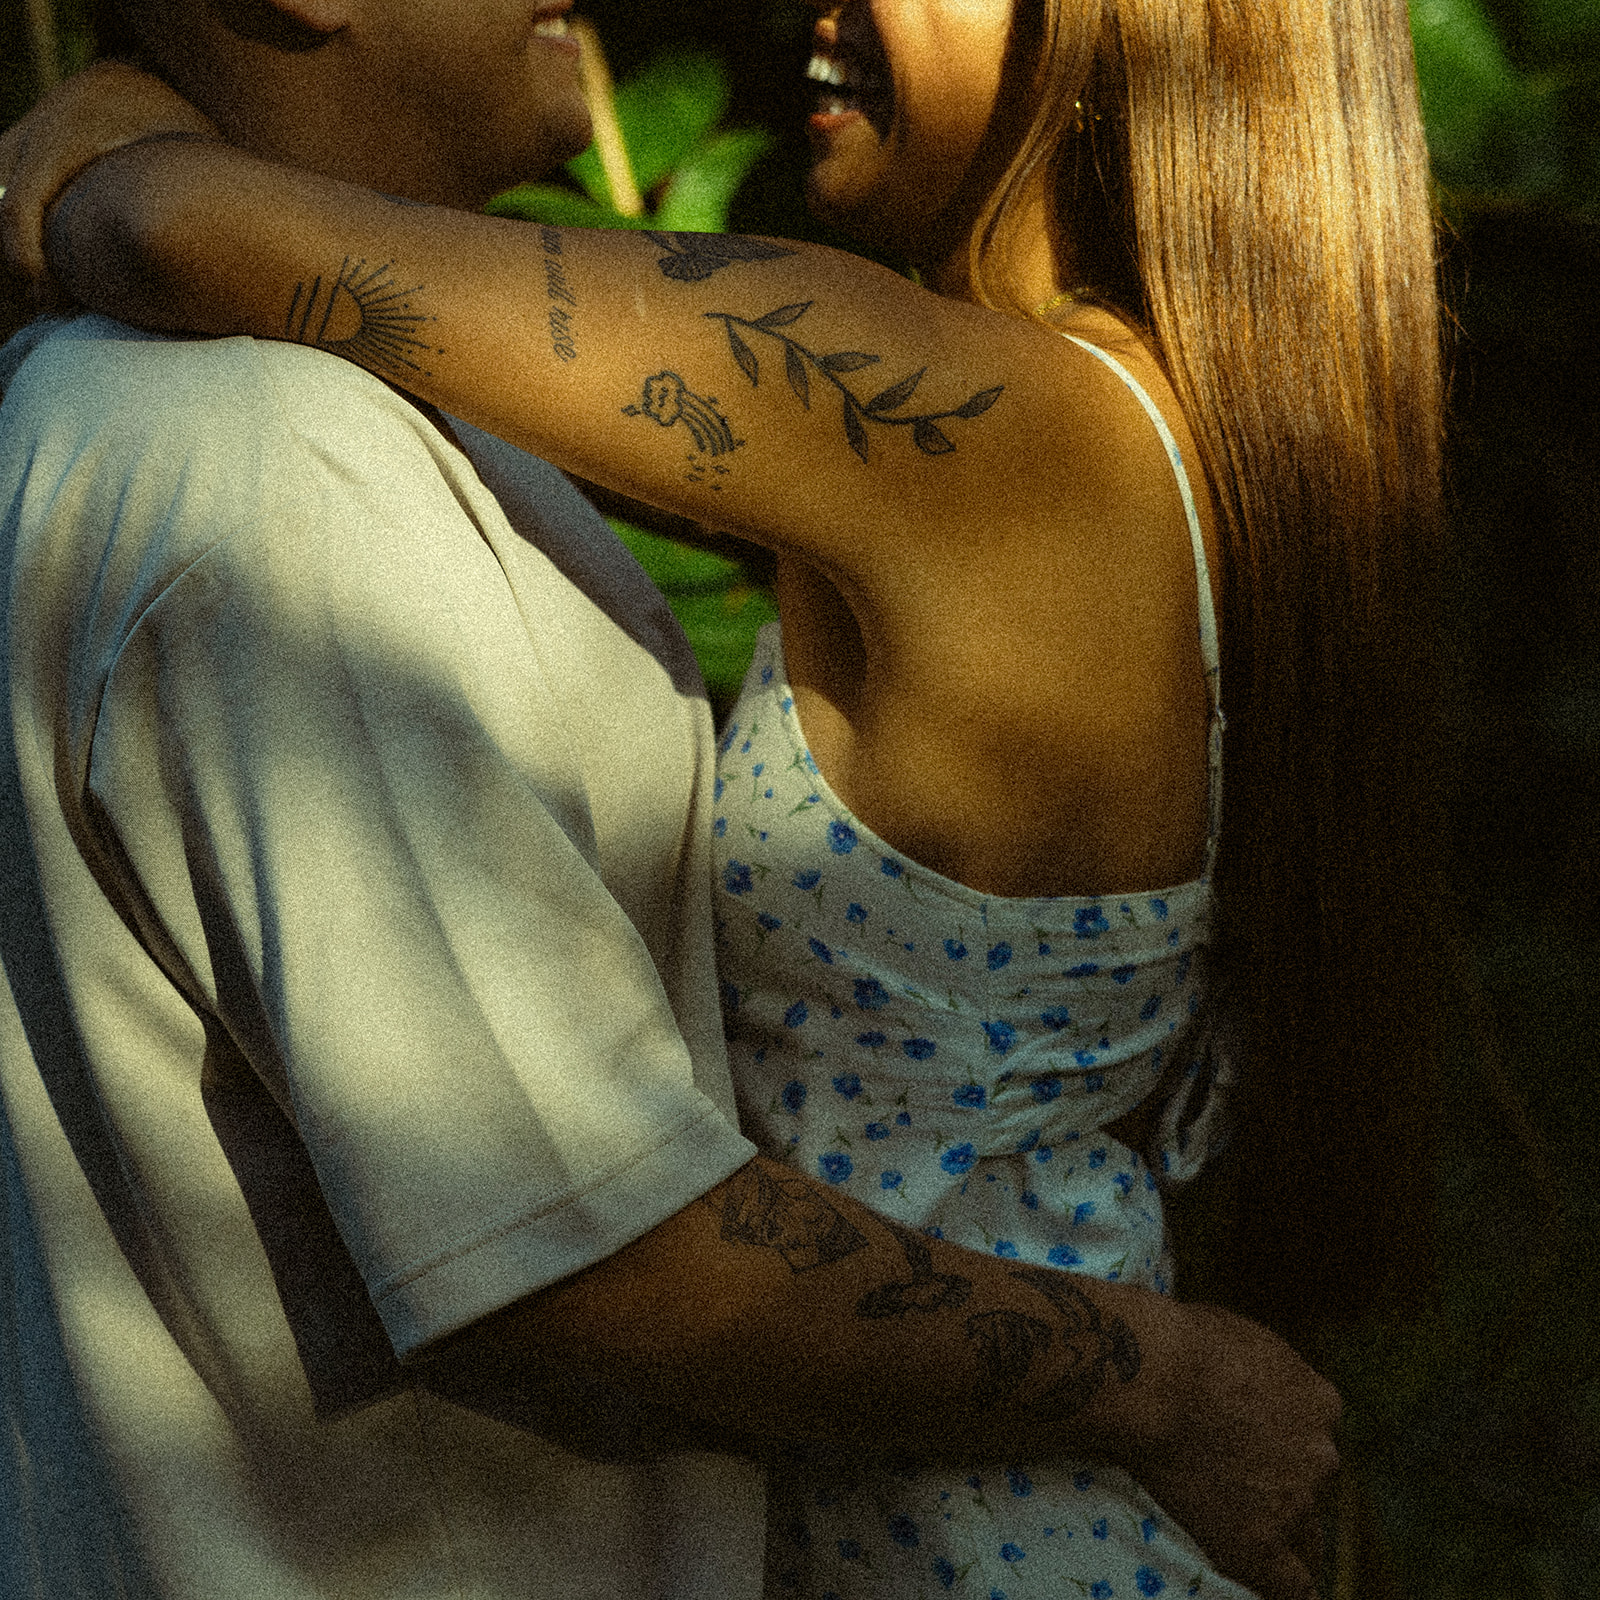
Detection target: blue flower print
<box><xmin>1032</xmin><ymin>1077</ymin><xmax>1063</xmax><ymax>1103</ymax></box>
<box><xmin>1073</xmin><ymin>1201</ymin><xmax>1097</xmax><ymax>1225</ymax></box>
<box><xmin>1016</xmin><ymin>1129</ymin><xmax>1042</xmax><ymax>1153</ymax></box>
<box><xmin>896</xmin><ymin>1110</ymin><xmax>913</xmax><ymax>1125</ymax></box>
<box><xmin>781</xmin><ymin>1080</ymin><xmax>807</xmax><ymax>1113</ymax></box>
<box><xmin>1038</xmin><ymin>942</ymin><xmax>1052</xmax><ymax>955</ymax></box>
<box><xmin>847</xmin><ymin>902</ymin><xmax>869</xmax><ymax>923</ymax></box>
<box><xmin>757</xmin><ymin>912</ymin><xmax>782</xmax><ymax>932</ymax></box>
<box><xmin>1067</xmin><ymin>962</ymin><xmax>1100</xmax><ymax>977</ymax></box>
<box><xmin>1001</xmin><ymin>1544</ymin><xmax>1026</xmax><ymax>1563</ymax></box>
<box><xmin>1074</xmin><ymin>1471</ymin><xmax>1096</xmax><ymax>1492</ymax></box>
<box><xmin>1091</xmin><ymin>1584</ymin><xmax>1114</xmax><ymax>1599</ymax></box>
<box><xmin>987</xmin><ymin>942</ymin><xmax>1013</xmax><ymax>971</ymax></box>
<box><xmin>818</xmin><ymin>1151</ymin><xmax>853</xmax><ymax>1184</ymax></box>
<box><xmin>855</xmin><ymin>977</ymin><xmax>890</xmax><ymax>1010</ymax></box>
<box><xmin>952</xmin><ymin>1083</ymin><xmax>987</xmax><ymax>1110</ymax></box>
<box><xmin>881</xmin><ymin>1170</ymin><xmax>903</xmax><ymax>1190</ymax></box>
<box><xmin>793</xmin><ymin>869</ymin><xmax>822</xmax><ymax>891</ymax></box>
<box><xmin>940</xmin><ymin>1143</ymin><xmax>978</xmax><ymax>1176</ymax></box>
<box><xmin>1085</xmin><ymin>1072</ymin><xmax>1105</xmax><ymax>1091</ymax></box>
<box><xmin>1074</xmin><ymin>907</ymin><xmax>1110</xmax><ymax>939</ymax></box>
<box><xmin>866</xmin><ymin>1122</ymin><xmax>891</xmax><ymax>1141</ymax></box>
<box><xmin>1114</xmin><ymin>1171</ymin><xmax>1134</xmax><ymax>1195</ymax></box>
<box><xmin>1136</xmin><ymin>1568</ymin><xmax>1166</xmax><ymax>1596</ymax></box>
<box><xmin>983</xmin><ymin>1020</ymin><xmax>1017</xmax><ymax>1054</ymax></box>
<box><xmin>1074</xmin><ymin>1050</ymin><xmax>1098</xmax><ymax>1067</ymax></box>
<box><xmin>1092</xmin><ymin>1519</ymin><xmax>1109</xmax><ymax>1540</ymax></box>
<box><xmin>713</xmin><ymin>776</ymin><xmax>725</xmax><ymax>801</ymax></box>
<box><xmin>994</xmin><ymin>1240</ymin><xmax>1019</xmax><ymax>1258</ymax></box>
<box><xmin>881</xmin><ymin>857</ymin><xmax>905</xmax><ymax>878</ymax></box>
<box><xmin>1021</xmin><ymin>1190</ymin><xmax>1039</xmax><ymax>1210</ymax></box>
<box><xmin>1034</xmin><ymin>1145</ymin><xmax>1054</xmax><ymax>1163</ymax></box>
<box><xmin>1048</xmin><ymin>1243</ymin><xmax>1083</xmax><ymax>1267</ymax></box>
<box><xmin>903</xmin><ymin>1037</ymin><xmax>936</xmax><ymax>1059</ymax></box>
<box><xmin>1141</xmin><ymin>1518</ymin><xmax>1158</xmax><ymax>1544</ymax></box>
<box><xmin>1007</xmin><ymin>1469</ymin><xmax>1033</xmax><ymax>1497</ymax></box>
<box><xmin>1112</xmin><ymin>965</ymin><xmax>1137</xmax><ymax>985</ymax></box>
<box><xmin>719</xmin><ymin>723</ymin><xmax>739</xmax><ymax>755</ymax></box>
<box><xmin>784</xmin><ymin>1001</ymin><xmax>809</xmax><ymax>1028</ymax></box>
<box><xmin>944</xmin><ymin>939</ymin><xmax>968</xmax><ymax>960</ymax></box>
<box><xmin>1176</xmin><ymin>949</ymin><xmax>1192</xmax><ymax>983</ymax></box>
<box><xmin>933</xmin><ymin>1558</ymin><xmax>957</xmax><ymax>1591</ymax></box>
<box><xmin>838</xmin><ymin>1539</ymin><xmax>862</xmax><ymax>1560</ymax></box>
<box><xmin>740</xmin><ymin>738</ymin><xmax>752</xmax><ymax>754</ymax></box>
<box><xmin>1144</xmin><ymin>1170</ymin><xmax>1158</xmax><ymax>1191</ymax></box>
<box><xmin>1089</xmin><ymin>1148</ymin><xmax>1108</xmax><ymax>1169</ymax></box>
<box><xmin>834</xmin><ymin>1073</ymin><xmax>864</xmax><ymax>1100</ymax></box>
<box><xmin>809</xmin><ymin>937</ymin><xmax>834</xmax><ymax>964</ymax></box>
<box><xmin>1140</xmin><ymin>993</ymin><xmax>1163</xmax><ymax>1020</ymax></box>
<box><xmin>752</xmin><ymin>762</ymin><xmax>765</xmax><ymax>780</ymax></box>
<box><xmin>1149</xmin><ymin>897</ymin><xmax>1169</xmax><ymax>919</ymax></box>
<box><xmin>723</xmin><ymin>860</ymin><xmax>753</xmax><ymax>894</ymax></box>
<box><xmin>1040</xmin><ymin>1006</ymin><xmax>1072</xmax><ymax>1031</ymax></box>
<box><xmin>856</xmin><ymin>1031</ymin><xmax>887</xmax><ymax>1048</ymax></box>
<box><xmin>713</xmin><ymin>817</ymin><xmax>727</xmax><ymax>837</ymax></box>
<box><xmin>888</xmin><ymin>1515</ymin><xmax>920</xmax><ymax>1549</ymax></box>
<box><xmin>722</xmin><ymin>981</ymin><xmax>740</xmax><ymax>1013</ymax></box>
<box><xmin>829</xmin><ymin>821</ymin><xmax>858</xmax><ymax>854</ymax></box>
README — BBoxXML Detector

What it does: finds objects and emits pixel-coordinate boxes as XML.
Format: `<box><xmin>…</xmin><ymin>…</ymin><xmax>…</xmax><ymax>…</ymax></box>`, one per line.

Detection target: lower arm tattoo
<box><xmin>283</xmin><ymin>257</ymin><xmax>441</xmax><ymax>379</ymax></box>
<box><xmin>705</xmin><ymin>1162</ymin><xmax>868</xmax><ymax>1271</ymax></box>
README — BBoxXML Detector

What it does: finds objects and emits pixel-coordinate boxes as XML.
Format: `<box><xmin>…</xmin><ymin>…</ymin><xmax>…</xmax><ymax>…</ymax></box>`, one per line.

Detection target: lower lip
<box><xmin>808</xmin><ymin>107</ymin><xmax>869</xmax><ymax>135</ymax></box>
<box><xmin>531</xmin><ymin>21</ymin><xmax>580</xmax><ymax>54</ymax></box>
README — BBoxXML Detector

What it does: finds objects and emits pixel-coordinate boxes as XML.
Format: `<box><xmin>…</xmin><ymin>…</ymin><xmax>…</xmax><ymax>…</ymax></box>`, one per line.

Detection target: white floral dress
<box><xmin>712</xmin><ymin>338</ymin><xmax>1247</xmax><ymax>1600</ymax></box>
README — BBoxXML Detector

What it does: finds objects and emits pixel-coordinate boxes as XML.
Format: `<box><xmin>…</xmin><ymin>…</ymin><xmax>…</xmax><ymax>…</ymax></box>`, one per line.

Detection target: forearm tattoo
<box><xmin>855</xmin><ymin>1217</ymin><xmax>974</xmax><ymax>1318</ymax></box>
<box><xmin>705</xmin><ymin>1163</ymin><xmax>869</xmax><ymax>1272</ymax></box>
<box><xmin>284</xmin><ymin>257</ymin><xmax>441</xmax><ymax>378</ymax></box>
<box><xmin>539</xmin><ymin>226</ymin><xmax>579</xmax><ymax>362</ymax></box>
<box><xmin>705</xmin><ymin>301</ymin><xmax>1003</xmax><ymax>462</ymax></box>
<box><xmin>643</xmin><ymin>230</ymin><xmax>798</xmax><ymax>282</ymax></box>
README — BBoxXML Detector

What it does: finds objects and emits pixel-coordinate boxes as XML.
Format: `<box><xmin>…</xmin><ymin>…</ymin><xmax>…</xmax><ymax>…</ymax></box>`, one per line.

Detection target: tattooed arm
<box><xmin>430</xmin><ymin>1154</ymin><xmax>1341</xmax><ymax>1600</ymax></box>
<box><xmin>36</xmin><ymin>136</ymin><xmax>1126</xmax><ymax>596</ymax></box>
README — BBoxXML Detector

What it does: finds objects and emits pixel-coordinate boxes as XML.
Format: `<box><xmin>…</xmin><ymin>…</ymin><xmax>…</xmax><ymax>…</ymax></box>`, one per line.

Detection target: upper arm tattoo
<box><xmin>643</xmin><ymin>231</ymin><xmax>798</xmax><ymax>282</ymax></box>
<box><xmin>706</xmin><ymin>1163</ymin><xmax>868</xmax><ymax>1272</ymax></box>
<box><xmin>705</xmin><ymin>301</ymin><xmax>1003</xmax><ymax>462</ymax></box>
<box><xmin>284</xmin><ymin>257</ymin><xmax>441</xmax><ymax>379</ymax></box>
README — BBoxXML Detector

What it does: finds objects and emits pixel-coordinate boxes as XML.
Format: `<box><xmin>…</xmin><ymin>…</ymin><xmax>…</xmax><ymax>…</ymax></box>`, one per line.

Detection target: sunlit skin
<box><xmin>804</xmin><ymin>0</ymin><xmax>1011</xmax><ymax>270</ymax></box>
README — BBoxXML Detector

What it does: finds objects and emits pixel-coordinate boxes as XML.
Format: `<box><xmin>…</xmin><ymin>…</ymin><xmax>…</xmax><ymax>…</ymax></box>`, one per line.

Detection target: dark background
<box><xmin>3</xmin><ymin>0</ymin><xmax>1599</xmax><ymax>1594</ymax></box>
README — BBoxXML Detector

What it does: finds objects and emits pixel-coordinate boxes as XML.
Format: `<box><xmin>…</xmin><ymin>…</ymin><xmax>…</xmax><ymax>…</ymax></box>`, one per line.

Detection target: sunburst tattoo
<box><xmin>284</xmin><ymin>258</ymin><xmax>441</xmax><ymax>379</ymax></box>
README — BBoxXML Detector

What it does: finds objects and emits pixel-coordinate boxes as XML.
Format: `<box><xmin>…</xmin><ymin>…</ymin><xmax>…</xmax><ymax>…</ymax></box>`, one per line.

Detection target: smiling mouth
<box><xmin>805</xmin><ymin>29</ymin><xmax>892</xmax><ymax>140</ymax></box>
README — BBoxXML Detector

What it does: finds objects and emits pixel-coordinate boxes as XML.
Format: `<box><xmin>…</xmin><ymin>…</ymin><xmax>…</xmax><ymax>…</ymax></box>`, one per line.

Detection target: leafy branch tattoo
<box><xmin>704</xmin><ymin>302</ymin><xmax>1003</xmax><ymax>462</ymax></box>
<box><xmin>284</xmin><ymin>258</ymin><xmax>440</xmax><ymax>379</ymax></box>
<box><xmin>706</xmin><ymin>1163</ymin><xmax>868</xmax><ymax>1272</ymax></box>
<box><xmin>643</xmin><ymin>230</ymin><xmax>798</xmax><ymax>282</ymax></box>
<box><xmin>855</xmin><ymin>1218</ymin><xmax>973</xmax><ymax>1319</ymax></box>
<box><xmin>622</xmin><ymin>371</ymin><xmax>743</xmax><ymax>488</ymax></box>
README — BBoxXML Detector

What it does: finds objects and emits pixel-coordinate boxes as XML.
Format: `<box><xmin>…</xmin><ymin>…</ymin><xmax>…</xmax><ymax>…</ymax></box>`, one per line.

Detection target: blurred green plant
<box><xmin>487</xmin><ymin>48</ymin><xmax>773</xmax><ymax>232</ymax></box>
<box><xmin>486</xmin><ymin>45</ymin><xmax>780</xmax><ymax>704</ymax></box>
<box><xmin>1410</xmin><ymin>0</ymin><xmax>1600</xmax><ymax>217</ymax></box>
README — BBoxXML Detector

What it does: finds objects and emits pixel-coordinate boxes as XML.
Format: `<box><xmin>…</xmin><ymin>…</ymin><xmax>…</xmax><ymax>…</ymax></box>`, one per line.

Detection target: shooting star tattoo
<box><xmin>704</xmin><ymin>1163</ymin><xmax>868</xmax><ymax>1272</ymax></box>
<box><xmin>643</xmin><ymin>230</ymin><xmax>798</xmax><ymax>282</ymax></box>
<box><xmin>284</xmin><ymin>258</ymin><xmax>440</xmax><ymax>379</ymax></box>
<box><xmin>704</xmin><ymin>301</ymin><xmax>1003</xmax><ymax>462</ymax></box>
<box><xmin>622</xmin><ymin>371</ymin><xmax>744</xmax><ymax>487</ymax></box>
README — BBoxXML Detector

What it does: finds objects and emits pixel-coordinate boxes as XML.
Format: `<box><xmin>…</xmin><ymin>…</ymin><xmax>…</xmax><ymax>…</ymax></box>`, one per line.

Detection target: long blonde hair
<box><xmin>967</xmin><ymin>0</ymin><xmax>1451</xmax><ymax>1348</ymax></box>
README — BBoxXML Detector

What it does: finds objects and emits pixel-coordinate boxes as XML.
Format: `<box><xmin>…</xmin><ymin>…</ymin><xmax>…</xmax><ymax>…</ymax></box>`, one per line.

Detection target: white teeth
<box><xmin>533</xmin><ymin>15</ymin><xmax>569</xmax><ymax>36</ymax></box>
<box><xmin>822</xmin><ymin>96</ymin><xmax>848</xmax><ymax>116</ymax></box>
<box><xmin>806</xmin><ymin>54</ymin><xmax>849</xmax><ymax>88</ymax></box>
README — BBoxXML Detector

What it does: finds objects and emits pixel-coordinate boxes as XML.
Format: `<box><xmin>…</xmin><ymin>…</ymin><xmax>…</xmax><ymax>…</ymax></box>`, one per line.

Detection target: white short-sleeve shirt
<box><xmin>0</xmin><ymin>316</ymin><xmax>762</xmax><ymax>1598</ymax></box>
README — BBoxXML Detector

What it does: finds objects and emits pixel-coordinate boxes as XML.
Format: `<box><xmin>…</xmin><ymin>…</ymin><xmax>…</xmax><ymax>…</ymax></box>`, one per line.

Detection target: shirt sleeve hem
<box><xmin>376</xmin><ymin>1109</ymin><xmax>757</xmax><ymax>1358</ymax></box>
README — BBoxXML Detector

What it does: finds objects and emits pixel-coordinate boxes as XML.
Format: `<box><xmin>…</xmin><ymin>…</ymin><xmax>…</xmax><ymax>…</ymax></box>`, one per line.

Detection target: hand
<box><xmin>0</xmin><ymin>60</ymin><xmax>217</xmax><ymax>302</ymax></box>
<box><xmin>1139</xmin><ymin>1303</ymin><xmax>1344</xmax><ymax>1600</ymax></box>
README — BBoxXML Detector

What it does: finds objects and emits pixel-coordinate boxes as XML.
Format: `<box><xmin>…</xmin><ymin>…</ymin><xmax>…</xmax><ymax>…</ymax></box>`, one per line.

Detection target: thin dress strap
<box><xmin>1058</xmin><ymin>332</ymin><xmax>1225</xmax><ymax>876</ymax></box>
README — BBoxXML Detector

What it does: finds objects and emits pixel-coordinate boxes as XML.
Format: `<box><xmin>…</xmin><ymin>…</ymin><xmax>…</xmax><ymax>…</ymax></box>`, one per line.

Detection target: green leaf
<box><xmin>484</xmin><ymin>184</ymin><xmax>644</xmax><ymax>229</ymax></box>
<box><xmin>653</xmin><ymin>128</ymin><xmax>777</xmax><ymax>232</ymax></box>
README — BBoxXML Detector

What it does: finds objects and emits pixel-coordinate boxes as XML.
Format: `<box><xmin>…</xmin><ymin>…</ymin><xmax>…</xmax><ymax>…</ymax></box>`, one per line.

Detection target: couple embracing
<box><xmin>0</xmin><ymin>0</ymin><xmax>1446</xmax><ymax>1595</ymax></box>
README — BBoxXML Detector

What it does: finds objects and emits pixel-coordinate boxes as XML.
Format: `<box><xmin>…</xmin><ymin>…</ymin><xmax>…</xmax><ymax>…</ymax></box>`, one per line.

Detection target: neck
<box><xmin>918</xmin><ymin>182</ymin><xmax>1073</xmax><ymax>314</ymax></box>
